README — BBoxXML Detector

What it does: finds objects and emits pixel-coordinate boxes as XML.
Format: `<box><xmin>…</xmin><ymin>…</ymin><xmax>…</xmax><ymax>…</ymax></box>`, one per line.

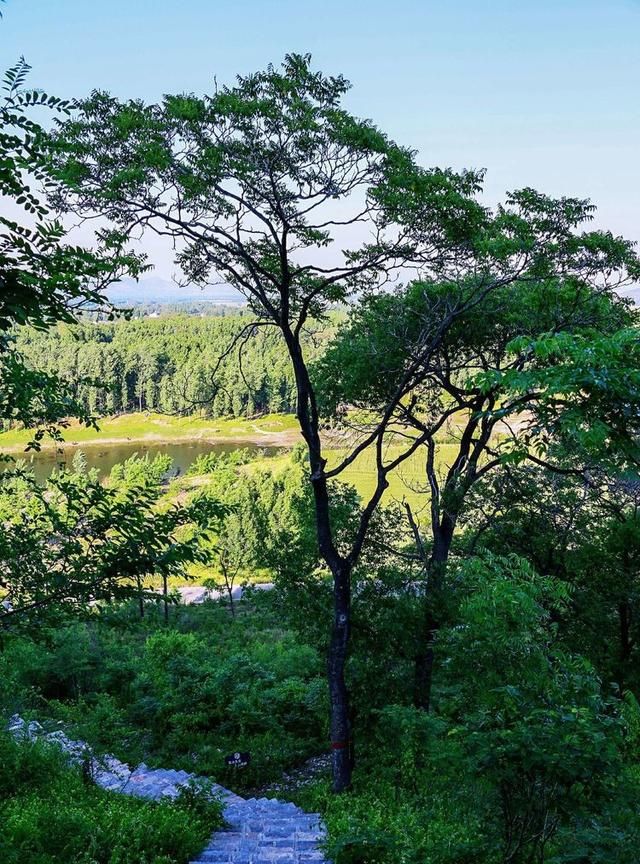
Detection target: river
<box><xmin>9</xmin><ymin>439</ymin><xmax>283</xmax><ymax>484</ymax></box>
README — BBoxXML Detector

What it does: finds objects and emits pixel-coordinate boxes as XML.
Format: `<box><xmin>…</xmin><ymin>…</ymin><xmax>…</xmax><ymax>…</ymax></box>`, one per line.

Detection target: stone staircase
<box><xmin>194</xmin><ymin>796</ymin><xmax>326</xmax><ymax>863</ymax></box>
<box><xmin>7</xmin><ymin>715</ymin><xmax>329</xmax><ymax>864</ymax></box>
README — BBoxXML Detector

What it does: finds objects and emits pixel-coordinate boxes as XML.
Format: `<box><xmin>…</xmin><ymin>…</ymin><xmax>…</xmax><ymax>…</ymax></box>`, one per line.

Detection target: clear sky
<box><xmin>2</xmin><ymin>0</ymin><xmax>639</xmax><ymax>279</ymax></box>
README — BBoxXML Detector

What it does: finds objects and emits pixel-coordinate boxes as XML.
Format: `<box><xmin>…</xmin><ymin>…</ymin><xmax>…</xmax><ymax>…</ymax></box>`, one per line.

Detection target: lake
<box><xmin>8</xmin><ymin>439</ymin><xmax>283</xmax><ymax>484</ymax></box>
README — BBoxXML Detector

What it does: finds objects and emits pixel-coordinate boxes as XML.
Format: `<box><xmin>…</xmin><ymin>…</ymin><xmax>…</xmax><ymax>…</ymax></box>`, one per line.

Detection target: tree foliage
<box><xmin>0</xmin><ymin>57</ymin><xmax>143</xmax><ymax>450</ymax></box>
<box><xmin>0</xmin><ymin>455</ymin><xmax>224</xmax><ymax>630</ymax></box>
<box><xmin>12</xmin><ymin>313</ymin><xmax>329</xmax><ymax>420</ymax></box>
<box><xmin>48</xmin><ymin>53</ymin><xmax>640</xmax><ymax>790</ymax></box>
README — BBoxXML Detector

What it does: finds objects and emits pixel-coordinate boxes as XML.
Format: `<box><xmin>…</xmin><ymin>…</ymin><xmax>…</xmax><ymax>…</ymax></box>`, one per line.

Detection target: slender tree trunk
<box><xmin>163</xmin><ymin>573</ymin><xmax>169</xmax><ymax>625</ymax></box>
<box><xmin>413</xmin><ymin>519</ymin><xmax>454</xmax><ymax>712</ymax></box>
<box><xmin>413</xmin><ymin>611</ymin><xmax>438</xmax><ymax>710</ymax></box>
<box><xmin>220</xmin><ymin>560</ymin><xmax>236</xmax><ymax>617</ymax></box>
<box><xmin>227</xmin><ymin>585</ymin><xmax>236</xmax><ymax>617</ymax></box>
<box><xmin>137</xmin><ymin>575</ymin><xmax>145</xmax><ymax>619</ymax></box>
<box><xmin>286</xmin><ymin>329</ymin><xmax>355</xmax><ymax>791</ymax></box>
<box><xmin>618</xmin><ymin>600</ymin><xmax>632</xmax><ymax>695</ymax></box>
<box><xmin>328</xmin><ymin>563</ymin><xmax>353</xmax><ymax>792</ymax></box>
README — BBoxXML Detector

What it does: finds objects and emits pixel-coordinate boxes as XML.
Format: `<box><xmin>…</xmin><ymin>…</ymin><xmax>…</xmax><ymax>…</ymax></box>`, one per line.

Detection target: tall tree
<box><xmin>51</xmin><ymin>55</ymin><xmax>638</xmax><ymax>789</ymax></box>
<box><xmin>315</xmin><ymin>274</ymin><xmax>639</xmax><ymax>709</ymax></box>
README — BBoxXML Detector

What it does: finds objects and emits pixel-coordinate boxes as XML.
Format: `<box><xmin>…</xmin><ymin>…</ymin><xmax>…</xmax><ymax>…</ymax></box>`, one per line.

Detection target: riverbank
<box><xmin>0</xmin><ymin>412</ymin><xmax>300</xmax><ymax>453</ymax></box>
<box><xmin>0</xmin><ymin>410</ymin><xmax>458</xmax><ymax>513</ymax></box>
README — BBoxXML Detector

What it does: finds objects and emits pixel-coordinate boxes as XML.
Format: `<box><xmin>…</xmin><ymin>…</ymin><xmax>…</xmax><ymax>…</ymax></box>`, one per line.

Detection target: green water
<box><xmin>9</xmin><ymin>439</ymin><xmax>282</xmax><ymax>484</ymax></box>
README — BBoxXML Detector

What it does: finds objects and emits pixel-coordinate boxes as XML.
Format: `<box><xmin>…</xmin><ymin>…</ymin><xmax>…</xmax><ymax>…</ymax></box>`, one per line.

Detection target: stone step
<box><xmin>6</xmin><ymin>714</ymin><xmax>330</xmax><ymax>864</ymax></box>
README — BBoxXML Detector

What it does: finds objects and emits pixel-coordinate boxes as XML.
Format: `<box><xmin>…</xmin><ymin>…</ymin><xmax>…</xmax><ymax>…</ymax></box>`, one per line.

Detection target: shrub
<box><xmin>0</xmin><ymin>733</ymin><xmax>222</xmax><ymax>864</ymax></box>
<box><xmin>1</xmin><ymin>595</ymin><xmax>327</xmax><ymax>790</ymax></box>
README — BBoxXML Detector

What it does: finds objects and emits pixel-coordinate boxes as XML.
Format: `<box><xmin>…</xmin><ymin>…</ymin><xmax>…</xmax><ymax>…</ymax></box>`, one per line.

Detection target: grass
<box><xmin>1</xmin><ymin>407</ymin><xmax>464</xmax><ymax>520</ymax></box>
<box><xmin>0</xmin><ymin>412</ymin><xmax>299</xmax><ymax>451</ymax></box>
<box><xmin>154</xmin><ymin>432</ymin><xmax>460</xmax><ymax>587</ymax></box>
<box><xmin>328</xmin><ymin>442</ymin><xmax>460</xmax><ymax>511</ymax></box>
<box><xmin>2</xmin><ymin>412</ymin><xmax>460</xmax><ymax>584</ymax></box>
<box><xmin>243</xmin><ymin>436</ymin><xmax>460</xmax><ymax>513</ymax></box>
<box><xmin>168</xmin><ymin>438</ymin><xmax>458</xmax><ymax>589</ymax></box>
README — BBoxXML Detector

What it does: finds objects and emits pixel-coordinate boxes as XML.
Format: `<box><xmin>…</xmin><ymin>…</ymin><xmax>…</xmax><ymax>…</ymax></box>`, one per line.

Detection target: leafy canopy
<box><xmin>0</xmin><ymin>57</ymin><xmax>143</xmax><ymax>450</ymax></box>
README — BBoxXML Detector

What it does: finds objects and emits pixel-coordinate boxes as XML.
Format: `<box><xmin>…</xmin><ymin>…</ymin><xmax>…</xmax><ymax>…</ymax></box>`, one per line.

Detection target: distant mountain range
<box><xmin>105</xmin><ymin>277</ymin><xmax>244</xmax><ymax>305</ymax></box>
<box><xmin>107</xmin><ymin>277</ymin><xmax>640</xmax><ymax>308</ymax></box>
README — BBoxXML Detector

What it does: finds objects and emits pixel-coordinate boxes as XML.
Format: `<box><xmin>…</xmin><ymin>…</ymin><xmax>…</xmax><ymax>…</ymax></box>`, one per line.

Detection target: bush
<box><xmin>313</xmin><ymin>778</ymin><xmax>487</xmax><ymax>864</ymax></box>
<box><xmin>0</xmin><ymin>733</ymin><xmax>222</xmax><ymax>864</ymax></box>
<box><xmin>187</xmin><ymin>448</ymin><xmax>252</xmax><ymax>476</ymax></box>
<box><xmin>0</xmin><ymin>595</ymin><xmax>327</xmax><ymax>789</ymax></box>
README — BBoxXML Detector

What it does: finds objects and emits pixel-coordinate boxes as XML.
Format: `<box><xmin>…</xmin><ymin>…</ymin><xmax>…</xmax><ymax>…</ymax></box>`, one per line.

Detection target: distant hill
<box><xmin>106</xmin><ymin>277</ymin><xmax>244</xmax><ymax>305</ymax></box>
<box><xmin>108</xmin><ymin>278</ymin><xmax>640</xmax><ymax>309</ymax></box>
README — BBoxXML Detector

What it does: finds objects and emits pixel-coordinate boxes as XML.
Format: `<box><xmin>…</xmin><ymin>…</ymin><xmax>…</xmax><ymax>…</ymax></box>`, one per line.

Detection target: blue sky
<box><xmin>2</xmin><ymin>0</ymin><xmax>639</xmax><ymax>278</ymax></box>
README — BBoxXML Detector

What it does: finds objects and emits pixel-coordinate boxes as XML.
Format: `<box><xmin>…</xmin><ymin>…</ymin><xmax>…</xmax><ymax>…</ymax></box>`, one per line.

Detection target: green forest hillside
<box><xmin>14</xmin><ymin>315</ymin><xmax>332</xmax><ymax>419</ymax></box>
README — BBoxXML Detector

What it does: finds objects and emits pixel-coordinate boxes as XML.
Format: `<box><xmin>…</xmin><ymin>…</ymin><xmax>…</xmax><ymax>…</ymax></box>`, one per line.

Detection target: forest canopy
<box><xmin>12</xmin><ymin>313</ymin><xmax>328</xmax><ymax>419</ymax></box>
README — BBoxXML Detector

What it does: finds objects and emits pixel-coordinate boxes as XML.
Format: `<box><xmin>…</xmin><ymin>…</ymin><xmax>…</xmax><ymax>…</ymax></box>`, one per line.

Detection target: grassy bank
<box><xmin>243</xmin><ymin>441</ymin><xmax>460</xmax><ymax>510</ymax></box>
<box><xmin>2</xmin><ymin>410</ymin><xmax>460</xmax><ymax>543</ymax></box>
<box><xmin>0</xmin><ymin>412</ymin><xmax>299</xmax><ymax>452</ymax></box>
<box><xmin>327</xmin><ymin>443</ymin><xmax>460</xmax><ymax>506</ymax></box>
<box><xmin>1</xmin><ymin>412</ymin><xmax>459</xmax><ymax>509</ymax></box>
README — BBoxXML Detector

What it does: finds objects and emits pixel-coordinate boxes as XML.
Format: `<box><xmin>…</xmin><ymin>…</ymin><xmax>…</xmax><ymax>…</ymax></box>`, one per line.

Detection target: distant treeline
<box><xmin>124</xmin><ymin>301</ymin><xmax>248</xmax><ymax>318</ymax></box>
<box><xmin>16</xmin><ymin>315</ymin><xmax>331</xmax><ymax>418</ymax></box>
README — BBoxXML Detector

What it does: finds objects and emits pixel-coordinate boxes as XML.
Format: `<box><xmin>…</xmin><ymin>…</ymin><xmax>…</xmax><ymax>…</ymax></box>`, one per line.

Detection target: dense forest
<box><xmin>3</xmin><ymin>30</ymin><xmax>640</xmax><ymax>864</ymax></box>
<box><xmin>15</xmin><ymin>314</ymin><xmax>328</xmax><ymax>419</ymax></box>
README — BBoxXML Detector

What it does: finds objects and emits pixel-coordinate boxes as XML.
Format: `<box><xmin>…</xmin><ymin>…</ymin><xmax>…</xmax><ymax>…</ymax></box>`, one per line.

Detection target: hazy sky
<box><xmin>2</xmin><ymin>0</ymin><xmax>638</xmax><ymax>279</ymax></box>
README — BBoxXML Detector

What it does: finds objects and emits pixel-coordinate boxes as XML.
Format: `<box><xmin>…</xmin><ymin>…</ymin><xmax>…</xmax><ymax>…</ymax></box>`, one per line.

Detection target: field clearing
<box><xmin>244</xmin><ymin>438</ymin><xmax>460</xmax><ymax>513</ymax></box>
<box><xmin>1</xmin><ymin>410</ymin><xmax>461</xmax><ymax>535</ymax></box>
<box><xmin>168</xmin><ymin>441</ymin><xmax>450</xmax><ymax>589</ymax></box>
<box><xmin>328</xmin><ymin>442</ymin><xmax>460</xmax><ymax>510</ymax></box>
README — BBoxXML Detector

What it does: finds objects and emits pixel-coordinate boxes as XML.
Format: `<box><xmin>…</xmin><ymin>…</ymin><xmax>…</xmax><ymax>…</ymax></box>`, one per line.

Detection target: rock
<box><xmin>7</xmin><ymin>714</ymin><xmax>26</xmax><ymax>735</ymax></box>
<box><xmin>27</xmin><ymin>720</ymin><xmax>43</xmax><ymax>740</ymax></box>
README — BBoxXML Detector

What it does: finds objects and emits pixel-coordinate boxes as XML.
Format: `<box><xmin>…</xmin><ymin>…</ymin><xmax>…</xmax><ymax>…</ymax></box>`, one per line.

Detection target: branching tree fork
<box><xmin>315</xmin><ymin>274</ymin><xmax>640</xmax><ymax>711</ymax></box>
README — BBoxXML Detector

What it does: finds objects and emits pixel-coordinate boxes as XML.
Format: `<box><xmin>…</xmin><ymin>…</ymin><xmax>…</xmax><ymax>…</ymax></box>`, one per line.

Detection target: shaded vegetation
<box><xmin>0</xmin><ymin>730</ymin><xmax>222</xmax><ymax>864</ymax></box>
<box><xmin>0</xmin><ymin>596</ymin><xmax>327</xmax><ymax>791</ymax></box>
